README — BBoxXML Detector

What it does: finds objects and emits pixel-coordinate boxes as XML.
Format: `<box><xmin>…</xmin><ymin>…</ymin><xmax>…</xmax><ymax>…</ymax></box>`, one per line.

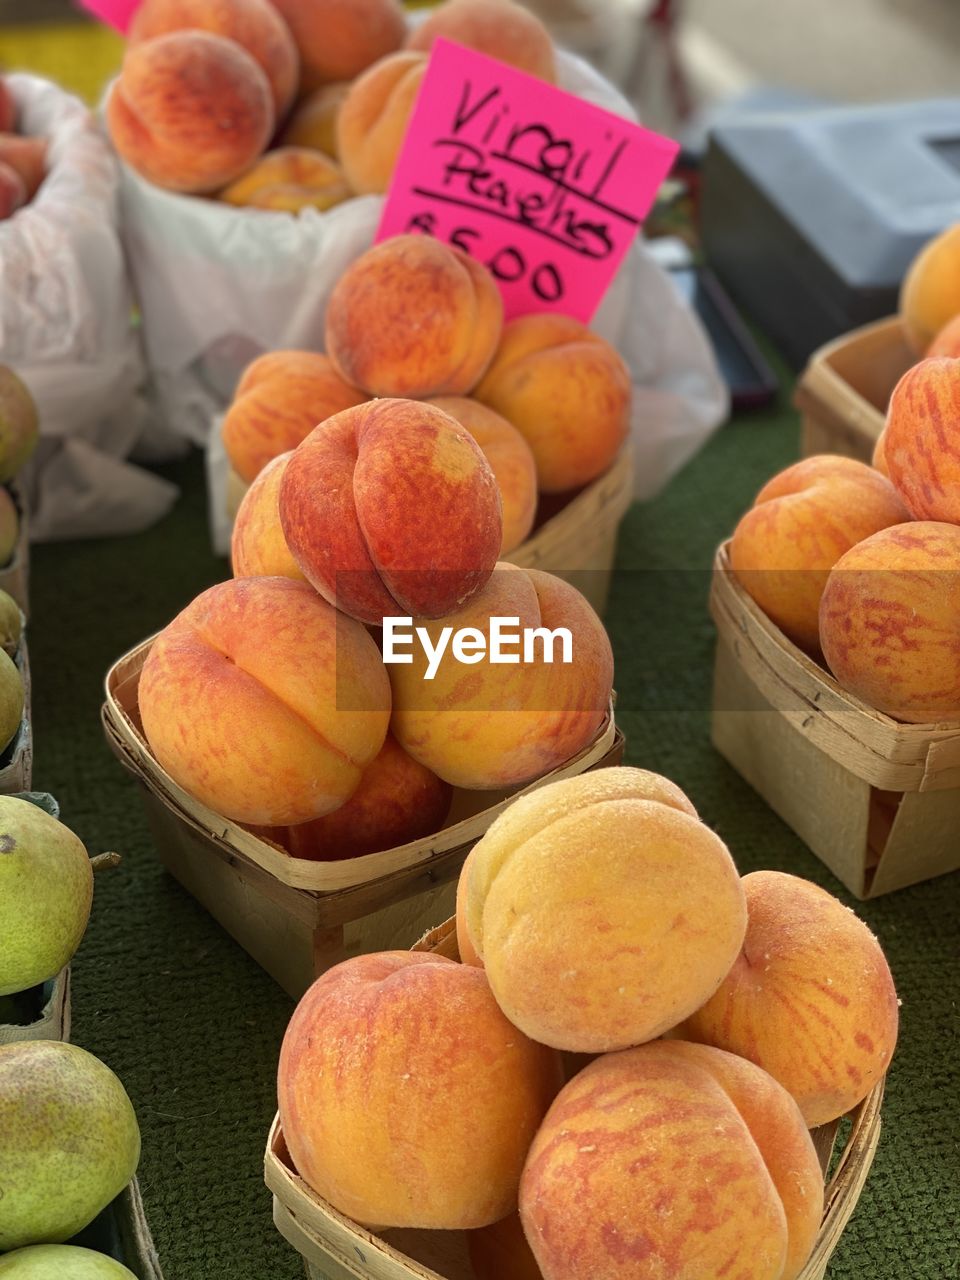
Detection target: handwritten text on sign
<box><xmin>377</xmin><ymin>40</ymin><xmax>680</xmax><ymax>321</ymax></box>
<box><xmin>74</xmin><ymin>0</ymin><xmax>141</xmax><ymax>32</ymax></box>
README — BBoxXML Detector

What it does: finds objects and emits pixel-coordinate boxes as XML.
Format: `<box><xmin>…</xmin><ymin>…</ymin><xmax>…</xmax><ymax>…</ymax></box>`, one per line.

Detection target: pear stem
<box><xmin>91</xmin><ymin>852</ymin><xmax>122</xmax><ymax>873</ymax></box>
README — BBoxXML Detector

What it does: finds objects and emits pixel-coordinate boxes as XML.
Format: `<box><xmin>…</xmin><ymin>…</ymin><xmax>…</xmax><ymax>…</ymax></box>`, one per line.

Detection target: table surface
<box><xmin>31</xmin><ymin>373</ymin><xmax>959</xmax><ymax>1280</ymax></box>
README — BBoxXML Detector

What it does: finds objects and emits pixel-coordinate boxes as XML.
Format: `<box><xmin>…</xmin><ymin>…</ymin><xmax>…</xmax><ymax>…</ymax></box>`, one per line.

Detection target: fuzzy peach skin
<box><xmin>222</xmin><ymin>350</ymin><xmax>366</xmax><ymax>484</ymax></box>
<box><xmin>336</xmin><ymin>51</ymin><xmax>426</xmax><ymax>195</ymax></box>
<box><xmin>253</xmin><ymin>733</ymin><xmax>452</xmax><ymax>859</ymax></box>
<box><xmin>280</xmin><ymin>398</ymin><xmax>502</xmax><ymax>624</ymax></box>
<box><xmin>0</xmin><ymin>136</ymin><xmax>47</xmax><ymax>201</ymax></box>
<box><xmin>474</xmin><ymin>315</ymin><xmax>630</xmax><ymax>494</ymax></box>
<box><xmin>428</xmin><ymin>397</ymin><xmax>537</xmax><ymax>553</ymax></box>
<box><xmin>269</xmin><ymin>0</ymin><xmax>406</xmax><ymax>93</ymax></box>
<box><xmin>406</xmin><ymin>0</ymin><xmax>555</xmax><ymax>81</ymax></box>
<box><xmin>455</xmin><ymin>847</ymin><xmax>483</xmax><ymax>967</ymax></box>
<box><xmin>390</xmin><ymin>566</ymin><xmax>613</xmax><ymax>791</ymax></box>
<box><xmin>138</xmin><ymin>577</ymin><xmax>390</xmax><ymax>825</ymax></box>
<box><xmin>463</xmin><ymin>769</ymin><xmax>744</xmax><ymax>1053</ymax></box>
<box><xmin>128</xmin><ymin>0</ymin><xmax>298</xmax><ymax>117</ymax></box>
<box><xmin>469</xmin><ymin>1213</ymin><xmax>544</xmax><ymax>1280</ymax></box>
<box><xmin>520</xmin><ymin>1041</ymin><xmax>824</xmax><ymax>1280</ymax></box>
<box><xmin>231</xmin><ymin>453</ymin><xmax>304</xmax><ymax>582</ymax></box>
<box><xmin>899</xmin><ymin>222</ymin><xmax>960</xmax><ymax>355</ymax></box>
<box><xmin>928</xmin><ymin>312</ymin><xmax>960</xmax><ymax>359</ymax></box>
<box><xmin>277</xmin><ymin>950</ymin><xmax>562</xmax><ymax>1229</ymax></box>
<box><xmin>280</xmin><ymin>82</ymin><xmax>349</xmax><ymax>157</ymax></box>
<box><xmin>326</xmin><ymin>235</ymin><xmax>502</xmax><ymax>397</ymax></box>
<box><xmin>818</xmin><ymin>521</ymin><xmax>960</xmax><ymax>723</ymax></box>
<box><xmin>106</xmin><ymin>31</ymin><xmax>274</xmax><ymax>194</ymax></box>
<box><xmin>883</xmin><ymin>356</ymin><xmax>960</xmax><ymax>522</ymax></box>
<box><xmin>872</xmin><ymin>427</ymin><xmax>890</xmax><ymax>477</ymax></box>
<box><xmin>218</xmin><ymin>146</ymin><xmax>350</xmax><ymax>212</ymax></box>
<box><xmin>729</xmin><ymin>455</ymin><xmax>911</xmax><ymax>653</ymax></box>
<box><xmin>682</xmin><ymin>872</ymin><xmax>899</xmax><ymax>1128</ymax></box>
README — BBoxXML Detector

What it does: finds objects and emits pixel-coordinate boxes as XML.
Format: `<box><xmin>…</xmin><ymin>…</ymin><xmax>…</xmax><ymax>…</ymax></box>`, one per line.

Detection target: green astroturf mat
<box><xmin>29</xmin><ymin>376</ymin><xmax>959</xmax><ymax>1279</ymax></box>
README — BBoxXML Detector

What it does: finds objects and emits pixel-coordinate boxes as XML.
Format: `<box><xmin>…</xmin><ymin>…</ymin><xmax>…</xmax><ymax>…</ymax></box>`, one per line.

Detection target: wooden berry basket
<box><xmin>102</xmin><ymin>636</ymin><xmax>624</xmax><ymax>999</ymax></box>
<box><xmin>0</xmin><ymin>632</ymin><xmax>33</xmax><ymax>796</ymax></box>
<box><xmin>264</xmin><ymin>918</ymin><xmax>885</xmax><ymax>1280</ymax></box>
<box><xmin>0</xmin><ymin>482</ymin><xmax>30</xmax><ymax>618</ymax></box>
<box><xmin>226</xmin><ymin>447</ymin><xmax>634</xmax><ymax>619</ymax></box>
<box><xmin>710</xmin><ymin>541</ymin><xmax>960</xmax><ymax>898</ymax></box>
<box><xmin>0</xmin><ymin>967</ymin><xmax>71</xmax><ymax>1045</ymax></box>
<box><xmin>794</xmin><ymin>316</ymin><xmax>914</xmax><ymax>463</ymax></box>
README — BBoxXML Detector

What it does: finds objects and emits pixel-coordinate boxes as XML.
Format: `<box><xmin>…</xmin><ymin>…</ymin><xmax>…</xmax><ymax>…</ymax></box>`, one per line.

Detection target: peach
<box><xmin>0</xmin><ymin>135</ymin><xmax>47</xmax><ymax>201</ymax></box>
<box><xmin>406</xmin><ymin>0</ymin><xmax>555</xmax><ymax>82</ymax></box>
<box><xmin>428</xmin><ymin>397</ymin><xmax>537</xmax><ymax>553</ymax></box>
<box><xmin>128</xmin><ymin>0</ymin><xmax>299</xmax><ymax>117</ymax></box>
<box><xmin>520</xmin><ymin>1041</ymin><xmax>824</xmax><ymax>1280</ymax></box>
<box><xmin>475</xmin><ymin>315</ymin><xmax>630</xmax><ymax>494</ymax></box>
<box><xmin>0</xmin><ymin>81</ymin><xmax>16</xmax><ymax>134</ymax></box>
<box><xmin>280</xmin><ymin>81</ymin><xmax>350</xmax><ymax>157</ymax></box>
<box><xmin>0</xmin><ymin>487</ymin><xmax>18</xmax><ymax>566</ymax></box>
<box><xmin>336</xmin><ymin>51</ymin><xmax>426</xmax><ymax>195</ymax></box>
<box><xmin>0</xmin><ymin>162</ymin><xmax>25</xmax><ymax>221</ymax></box>
<box><xmin>231</xmin><ymin>453</ymin><xmax>304</xmax><ymax>582</ymax></box>
<box><xmin>682</xmin><ymin>871</ymin><xmax>899</xmax><ymax>1127</ymax></box>
<box><xmin>269</xmin><ymin>0</ymin><xmax>407</xmax><ymax>92</ymax></box>
<box><xmin>928</xmin><ymin>312</ymin><xmax>960</xmax><ymax>359</ymax></box>
<box><xmin>222</xmin><ymin>350</ymin><xmax>367</xmax><ymax>484</ymax></box>
<box><xmin>462</xmin><ymin>768</ymin><xmax>743</xmax><ymax>1052</ymax></box>
<box><xmin>277</xmin><ymin>950</ymin><xmax>562</xmax><ymax>1228</ymax></box>
<box><xmin>138</xmin><ymin>576</ymin><xmax>390</xmax><ymax>825</ymax></box>
<box><xmin>729</xmin><ymin>455</ymin><xmax>911</xmax><ymax>653</ymax></box>
<box><xmin>326</xmin><ymin>235</ymin><xmax>502</xmax><ymax>397</ymax></box>
<box><xmin>899</xmin><ymin>222</ymin><xmax>960</xmax><ymax>355</ymax></box>
<box><xmin>455</xmin><ymin>849</ymin><xmax>483</xmax><ymax>968</ymax></box>
<box><xmin>819</xmin><ymin>521</ymin><xmax>960</xmax><ymax>723</ymax></box>
<box><xmin>255</xmin><ymin>733</ymin><xmax>452</xmax><ymax>859</ymax></box>
<box><xmin>218</xmin><ymin>146</ymin><xmax>350</xmax><ymax>212</ymax></box>
<box><xmin>106</xmin><ymin>31</ymin><xmax>274</xmax><ymax>194</ymax></box>
<box><xmin>469</xmin><ymin>1213</ymin><xmax>543</xmax><ymax>1280</ymax></box>
<box><xmin>872</xmin><ymin>426</ymin><xmax>889</xmax><ymax>477</ymax></box>
<box><xmin>883</xmin><ymin>356</ymin><xmax>960</xmax><ymax>522</ymax></box>
<box><xmin>279</xmin><ymin>398</ymin><xmax>502</xmax><ymax>624</ymax></box>
<box><xmin>390</xmin><ymin>567</ymin><xmax>613</xmax><ymax>792</ymax></box>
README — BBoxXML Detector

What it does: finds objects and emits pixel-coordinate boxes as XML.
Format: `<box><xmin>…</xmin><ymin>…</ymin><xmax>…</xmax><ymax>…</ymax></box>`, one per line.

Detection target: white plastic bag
<box><xmin>0</xmin><ymin>74</ymin><xmax>177</xmax><ymax>542</ymax></box>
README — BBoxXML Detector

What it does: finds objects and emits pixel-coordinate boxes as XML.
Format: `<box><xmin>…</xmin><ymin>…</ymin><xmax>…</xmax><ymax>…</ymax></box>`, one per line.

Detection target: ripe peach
<box><xmin>231</xmin><ymin>453</ymin><xmax>304</xmax><ymax>582</ymax></box>
<box><xmin>218</xmin><ymin>146</ymin><xmax>350</xmax><ymax>212</ymax></box>
<box><xmin>928</xmin><ymin>312</ymin><xmax>960</xmax><ymax>359</ymax></box>
<box><xmin>469</xmin><ymin>1213</ymin><xmax>543</xmax><ymax>1280</ymax></box>
<box><xmin>389</xmin><ymin>567</ymin><xmax>613</xmax><ymax>792</ymax></box>
<box><xmin>899</xmin><ymin>222</ymin><xmax>960</xmax><ymax>355</ymax></box>
<box><xmin>280</xmin><ymin>82</ymin><xmax>350</xmax><ymax>157</ymax></box>
<box><xmin>819</xmin><ymin>521</ymin><xmax>960</xmax><ymax>723</ymax></box>
<box><xmin>326</xmin><ymin>235</ymin><xmax>502</xmax><ymax>397</ymax></box>
<box><xmin>269</xmin><ymin>0</ymin><xmax>407</xmax><ymax>92</ymax></box>
<box><xmin>474</xmin><ymin>315</ymin><xmax>630</xmax><ymax>494</ymax></box>
<box><xmin>872</xmin><ymin>426</ymin><xmax>890</xmax><ymax>477</ymax></box>
<box><xmin>428</xmin><ymin>397</ymin><xmax>537</xmax><ymax>553</ymax></box>
<box><xmin>406</xmin><ymin>0</ymin><xmax>555</xmax><ymax>82</ymax></box>
<box><xmin>277</xmin><ymin>950</ymin><xmax>562</xmax><ymax>1228</ymax></box>
<box><xmin>0</xmin><ymin>162</ymin><xmax>25</xmax><ymax>221</ymax></box>
<box><xmin>729</xmin><ymin>454</ymin><xmax>911</xmax><ymax>653</ymax></box>
<box><xmin>682</xmin><ymin>871</ymin><xmax>899</xmax><ymax>1127</ymax></box>
<box><xmin>128</xmin><ymin>0</ymin><xmax>299</xmax><ymax>117</ymax></box>
<box><xmin>520</xmin><ymin>1041</ymin><xmax>824</xmax><ymax>1280</ymax></box>
<box><xmin>0</xmin><ymin>136</ymin><xmax>47</xmax><ymax>201</ymax></box>
<box><xmin>455</xmin><ymin>847</ymin><xmax>482</xmax><ymax>967</ymax></box>
<box><xmin>279</xmin><ymin>398</ymin><xmax>502</xmax><ymax>624</ymax></box>
<box><xmin>255</xmin><ymin>733</ymin><xmax>452</xmax><ymax>859</ymax></box>
<box><xmin>106</xmin><ymin>31</ymin><xmax>274</xmax><ymax>194</ymax></box>
<box><xmin>883</xmin><ymin>356</ymin><xmax>960</xmax><ymax>522</ymax></box>
<box><xmin>138</xmin><ymin>576</ymin><xmax>390</xmax><ymax>825</ymax></box>
<box><xmin>336</xmin><ymin>51</ymin><xmax>426</xmax><ymax>195</ymax></box>
<box><xmin>222</xmin><ymin>349</ymin><xmax>367</xmax><ymax>484</ymax></box>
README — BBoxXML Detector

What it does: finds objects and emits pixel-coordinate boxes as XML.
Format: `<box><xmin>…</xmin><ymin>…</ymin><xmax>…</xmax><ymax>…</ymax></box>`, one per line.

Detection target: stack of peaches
<box><xmin>106</xmin><ymin>0</ymin><xmax>557</xmax><ymax>214</ymax></box>
<box><xmin>275</xmin><ymin>765</ymin><xmax>899</xmax><ymax>1280</ymax></box>
<box><xmin>0</xmin><ymin>78</ymin><xmax>48</xmax><ymax>221</ymax></box>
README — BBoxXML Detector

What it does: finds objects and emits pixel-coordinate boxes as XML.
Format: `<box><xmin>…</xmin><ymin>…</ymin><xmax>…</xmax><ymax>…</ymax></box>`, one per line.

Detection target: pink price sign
<box><xmin>377</xmin><ymin>39</ymin><xmax>680</xmax><ymax>322</ymax></box>
<box><xmin>74</xmin><ymin>0</ymin><xmax>141</xmax><ymax>33</ymax></box>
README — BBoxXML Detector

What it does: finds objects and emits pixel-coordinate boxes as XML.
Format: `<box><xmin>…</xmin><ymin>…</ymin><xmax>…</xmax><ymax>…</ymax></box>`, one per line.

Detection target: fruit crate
<box><xmin>0</xmin><ymin>482</ymin><xmax>30</xmax><ymax>618</ymax></box>
<box><xmin>710</xmin><ymin>541</ymin><xmax>960</xmax><ymax>899</ymax></box>
<box><xmin>73</xmin><ymin>1180</ymin><xmax>165</xmax><ymax>1280</ymax></box>
<box><xmin>103</xmin><ymin>636</ymin><xmax>624</xmax><ymax>999</ymax></box>
<box><xmin>226</xmin><ymin>447</ymin><xmax>634</xmax><ymax>619</ymax></box>
<box><xmin>264</xmin><ymin>919</ymin><xmax>884</xmax><ymax>1280</ymax></box>
<box><xmin>794</xmin><ymin>316</ymin><xmax>914</xmax><ymax>463</ymax></box>
<box><xmin>0</xmin><ymin>631</ymin><xmax>33</xmax><ymax>795</ymax></box>
<box><xmin>0</xmin><ymin>967</ymin><xmax>71</xmax><ymax>1045</ymax></box>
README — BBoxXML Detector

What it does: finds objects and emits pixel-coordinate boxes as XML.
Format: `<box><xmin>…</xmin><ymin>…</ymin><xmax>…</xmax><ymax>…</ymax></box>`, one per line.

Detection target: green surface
<box><xmin>30</xmin><ymin>381</ymin><xmax>959</xmax><ymax>1279</ymax></box>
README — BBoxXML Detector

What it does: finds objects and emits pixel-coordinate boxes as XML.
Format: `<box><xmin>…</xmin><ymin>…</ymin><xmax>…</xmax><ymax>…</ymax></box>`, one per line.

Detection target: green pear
<box><xmin>0</xmin><ymin>647</ymin><xmax>23</xmax><ymax>756</ymax></box>
<box><xmin>0</xmin><ymin>798</ymin><xmax>92</xmax><ymax>997</ymax></box>
<box><xmin>0</xmin><ymin>1244</ymin><xmax>136</xmax><ymax>1278</ymax></box>
<box><xmin>0</xmin><ymin>587</ymin><xmax>21</xmax><ymax>654</ymax></box>
<box><xmin>0</xmin><ymin>1042</ymin><xmax>141</xmax><ymax>1251</ymax></box>
<box><xmin>0</xmin><ymin>367</ymin><xmax>38</xmax><ymax>484</ymax></box>
<box><xmin>0</xmin><ymin>487</ymin><xmax>18</xmax><ymax>568</ymax></box>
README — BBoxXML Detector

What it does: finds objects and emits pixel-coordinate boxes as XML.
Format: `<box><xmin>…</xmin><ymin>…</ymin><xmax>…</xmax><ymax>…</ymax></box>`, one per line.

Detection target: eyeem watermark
<box><xmin>383</xmin><ymin>616</ymin><xmax>574</xmax><ymax>681</ymax></box>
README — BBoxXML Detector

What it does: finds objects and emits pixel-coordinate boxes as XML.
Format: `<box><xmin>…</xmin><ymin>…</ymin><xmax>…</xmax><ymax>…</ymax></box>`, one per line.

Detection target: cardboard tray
<box><xmin>0</xmin><ymin>631</ymin><xmax>33</xmax><ymax>796</ymax></box>
<box><xmin>0</xmin><ymin>482</ymin><xmax>30</xmax><ymax>619</ymax></box>
<box><xmin>0</xmin><ymin>967</ymin><xmax>71</xmax><ymax>1045</ymax></box>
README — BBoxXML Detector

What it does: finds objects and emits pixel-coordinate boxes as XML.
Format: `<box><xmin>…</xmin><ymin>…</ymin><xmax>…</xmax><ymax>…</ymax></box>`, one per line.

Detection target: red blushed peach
<box><xmin>0</xmin><ymin>136</ymin><xmax>47</xmax><ymax>201</ymax></box>
<box><xmin>231</xmin><ymin>453</ymin><xmax>304</xmax><ymax>582</ymax></box>
<box><xmin>253</xmin><ymin>733</ymin><xmax>452</xmax><ymax>859</ymax></box>
<box><xmin>883</xmin><ymin>356</ymin><xmax>960</xmax><ymax>522</ymax></box>
<box><xmin>269</xmin><ymin>0</ymin><xmax>407</xmax><ymax>92</ymax></box>
<box><xmin>682</xmin><ymin>871</ymin><xmax>899</xmax><ymax>1127</ymax></box>
<box><xmin>279</xmin><ymin>399</ymin><xmax>502</xmax><ymax>625</ymax></box>
<box><xmin>335</xmin><ymin>50</ymin><xmax>425</xmax><ymax>194</ymax></box>
<box><xmin>520</xmin><ymin>1041</ymin><xmax>824</xmax><ymax>1280</ymax></box>
<box><xmin>819</xmin><ymin>521</ymin><xmax>960</xmax><ymax>723</ymax></box>
<box><xmin>277</xmin><ymin>950</ymin><xmax>562</xmax><ymax>1229</ymax></box>
<box><xmin>280</xmin><ymin>82</ymin><xmax>350</xmax><ymax>157</ymax></box>
<box><xmin>128</xmin><ymin>0</ymin><xmax>299</xmax><ymax>117</ymax></box>
<box><xmin>138</xmin><ymin>576</ymin><xmax>390</xmax><ymax>825</ymax></box>
<box><xmin>406</xmin><ymin>0</ymin><xmax>555</xmax><ymax>82</ymax></box>
<box><xmin>873</xmin><ymin>426</ymin><xmax>890</xmax><ymax>477</ymax></box>
<box><xmin>218</xmin><ymin>146</ymin><xmax>350</xmax><ymax>212</ymax></box>
<box><xmin>729</xmin><ymin>454</ymin><xmax>912</xmax><ymax>653</ymax></box>
<box><xmin>106</xmin><ymin>31</ymin><xmax>274</xmax><ymax>194</ymax></box>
